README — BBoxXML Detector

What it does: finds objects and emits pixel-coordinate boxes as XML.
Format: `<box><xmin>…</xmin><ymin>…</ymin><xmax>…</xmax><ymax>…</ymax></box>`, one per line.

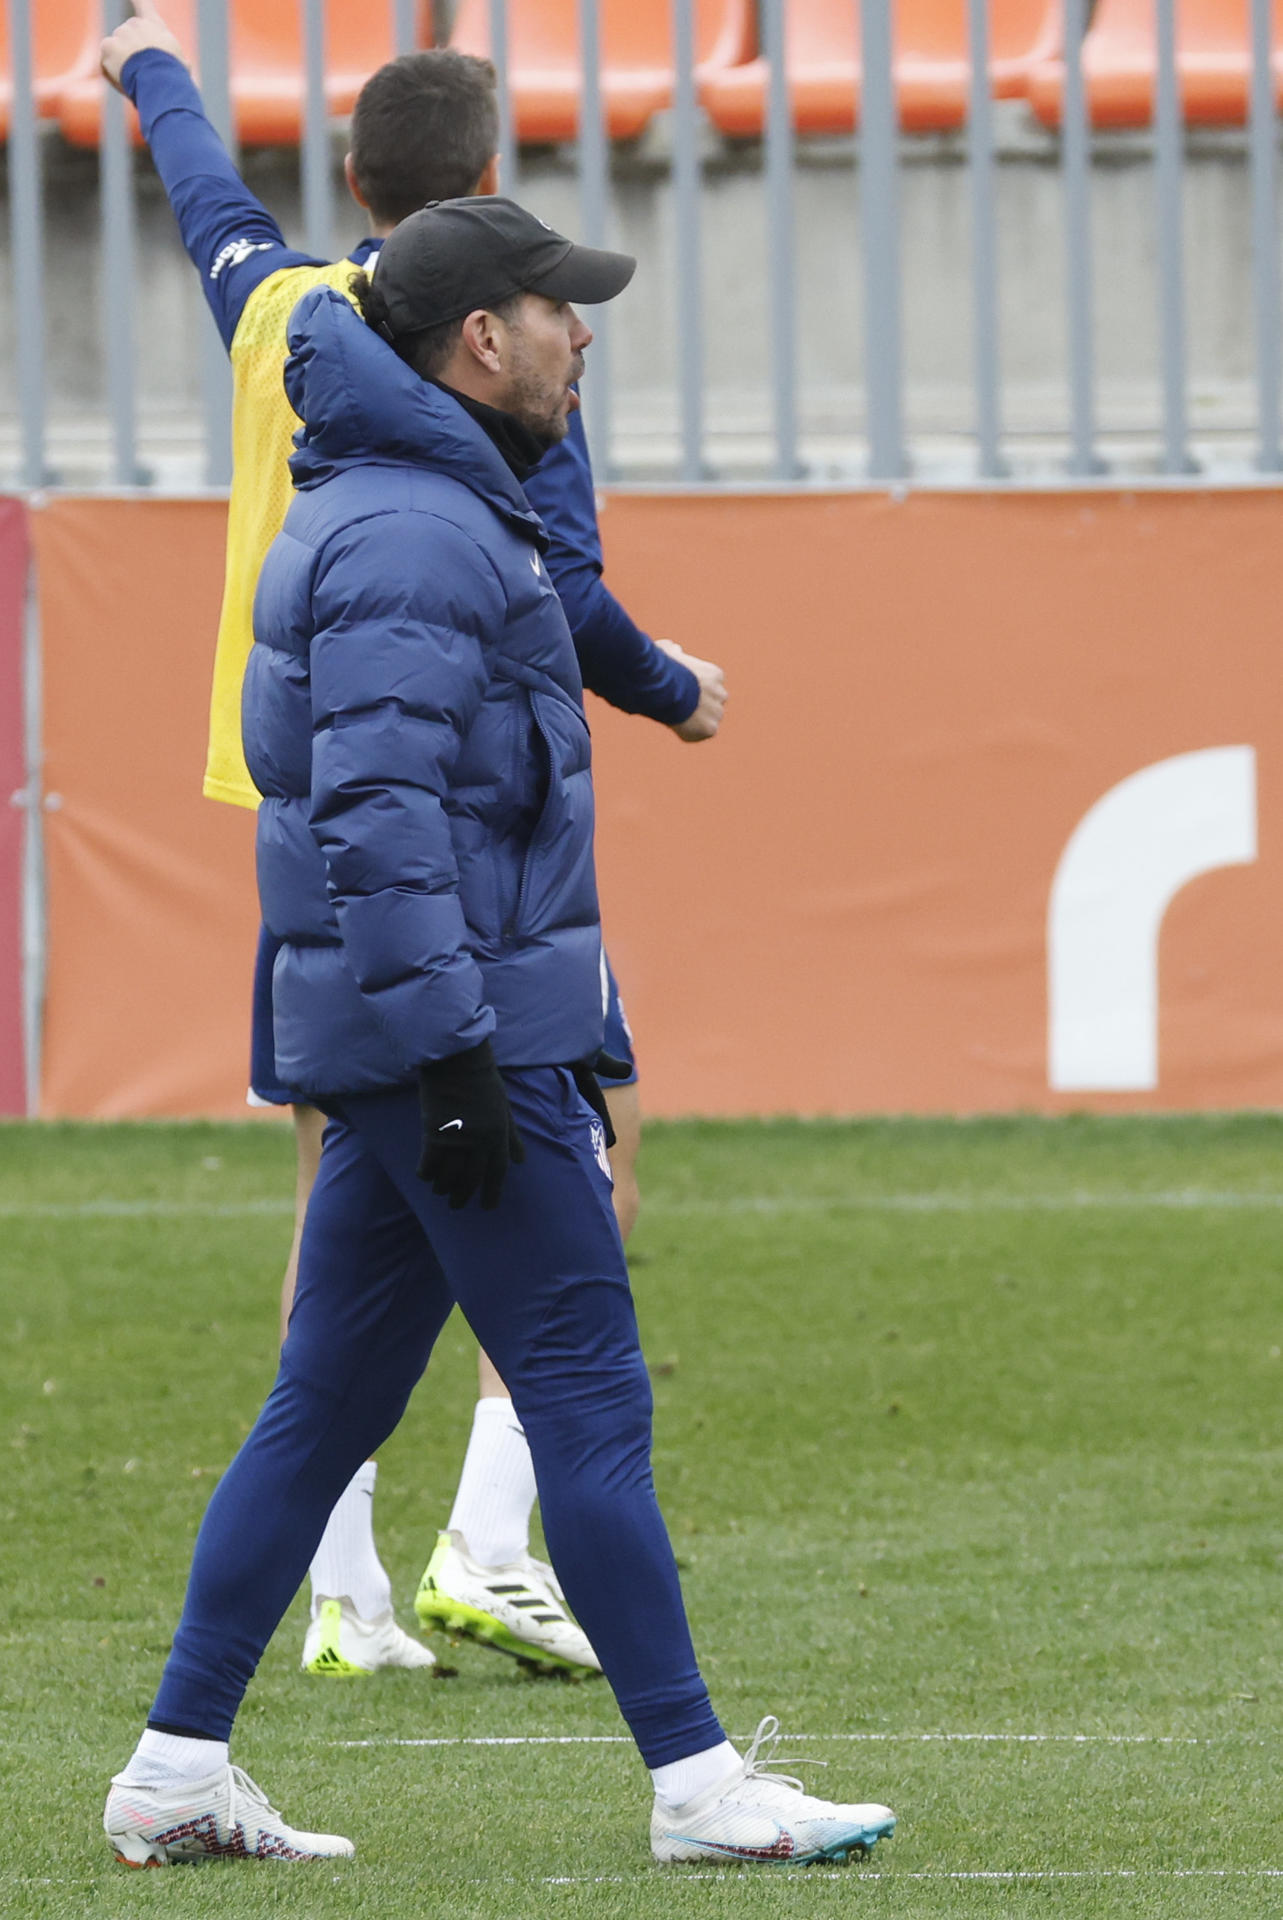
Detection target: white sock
<box><xmin>650</xmin><ymin>1740</ymin><xmax>741</xmax><ymax>1809</ymax></box>
<box><xmin>447</xmin><ymin>1396</ymin><xmax>537</xmax><ymax>1567</ymax></box>
<box><xmin>308</xmin><ymin>1460</ymin><xmax>393</xmax><ymax>1621</ymax></box>
<box><xmin>121</xmin><ymin>1728</ymin><xmax>229</xmax><ymax>1787</ymax></box>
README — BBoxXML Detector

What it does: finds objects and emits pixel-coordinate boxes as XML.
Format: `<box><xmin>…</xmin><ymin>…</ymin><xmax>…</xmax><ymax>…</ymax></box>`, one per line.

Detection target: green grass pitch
<box><xmin>4</xmin><ymin>1112</ymin><xmax>1283</xmax><ymax>1917</ymax></box>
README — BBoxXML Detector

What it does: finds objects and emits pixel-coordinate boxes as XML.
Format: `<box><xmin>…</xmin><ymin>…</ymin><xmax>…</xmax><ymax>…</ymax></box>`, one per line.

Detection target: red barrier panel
<box><xmin>28</xmin><ymin>487</ymin><xmax>1283</xmax><ymax>1118</ymax></box>
<box><xmin>0</xmin><ymin>498</ymin><xmax>27</xmax><ymax>1114</ymax></box>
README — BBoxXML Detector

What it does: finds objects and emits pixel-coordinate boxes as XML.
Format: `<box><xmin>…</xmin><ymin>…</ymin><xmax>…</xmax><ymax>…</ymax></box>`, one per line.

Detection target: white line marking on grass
<box><xmin>807</xmin><ymin>1732</ymin><xmax>1205</xmax><ymax>1744</ymax></box>
<box><xmin>6</xmin><ymin>1868</ymin><xmax>1283</xmax><ymax>1890</ymax></box>
<box><xmin>0</xmin><ymin>1199</ymin><xmax>295</xmax><ymax>1219</ymax></box>
<box><xmin>541</xmin><ymin>1869</ymin><xmax>1283</xmax><ymax>1884</ymax></box>
<box><xmin>11</xmin><ymin>1189</ymin><xmax>1283</xmax><ymax>1222</ymax></box>
<box><xmin>884</xmin><ymin>1871</ymin><xmax>1283</xmax><ymax>1881</ymax></box>
<box><xmin>338</xmin><ymin>1734</ymin><xmax>634</xmax><ymax>1748</ymax></box>
<box><xmin>336</xmin><ymin>1731</ymin><xmax>1208</xmax><ymax>1749</ymax></box>
<box><xmin>650</xmin><ymin>1190</ymin><xmax>1283</xmax><ymax>1217</ymax></box>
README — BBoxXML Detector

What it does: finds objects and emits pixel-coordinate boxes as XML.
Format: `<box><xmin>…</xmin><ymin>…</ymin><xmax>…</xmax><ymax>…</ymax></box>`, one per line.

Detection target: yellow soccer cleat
<box><xmin>414</xmin><ymin>1529</ymin><xmax>601</xmax><ymax>1677</ymax></box>
<box><xmin>302</xmin><ymin>1596</ymin><xmax>437</xmax><ymax>1675</ymax></box>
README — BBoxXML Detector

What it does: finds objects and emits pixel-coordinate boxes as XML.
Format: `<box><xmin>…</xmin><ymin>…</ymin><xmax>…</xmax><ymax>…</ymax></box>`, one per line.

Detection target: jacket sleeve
<box><xmin>122</xmin><ymin>48</ymin><xmax>320</xmax><ymax>349</ymax></box>
<box><xmin>306</xmin><ymin>508</ymin><xmax>506</xmax><ymax>1064</ymax></box>
<box><xmin>526</xmin><ymin>416</ymin><xmax>701</xmax><ymax>727</ymax></box>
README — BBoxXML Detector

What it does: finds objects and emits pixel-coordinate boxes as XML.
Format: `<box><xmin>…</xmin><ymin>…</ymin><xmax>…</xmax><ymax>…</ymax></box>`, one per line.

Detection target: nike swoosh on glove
<box><xmin>417</xmin><ymin>1038</ymin><xmax>525</xmax><ymax>1211</ymax></box>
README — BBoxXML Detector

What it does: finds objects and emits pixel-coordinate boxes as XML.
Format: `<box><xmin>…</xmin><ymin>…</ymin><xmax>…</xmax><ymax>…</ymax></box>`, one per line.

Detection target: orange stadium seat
<box><xmin>0</xmin><ymin>0</ymin><xmax>98</xmax><ymax>141</ymax></box>
<box><xmin>449</xmin><ymin>0</ymin><xmax>756</xmax><ymax>142</ymax></box>
<box><xmin>991</xmin><ymin>0</ymin><xmax>1062</xmax><ymax>93</ymax></box>
<box><xmin>1026</xmin><ymin>0</ymin><xmax>1283</xmax><ymax>125</ymax></box>
<box><xmin>223</xmin><ymin>0</ymin><xmax>403</xmax><ymax>142</ymax></box>
<box><xmin>58</xmin><ymin>0</ymin><xmax>414</xmax><ymax>148</ymax></box>
<box><xmin>700</xmin><ymin>0</ymin><xmax>1060</xmax><ymax>137</ymax></box>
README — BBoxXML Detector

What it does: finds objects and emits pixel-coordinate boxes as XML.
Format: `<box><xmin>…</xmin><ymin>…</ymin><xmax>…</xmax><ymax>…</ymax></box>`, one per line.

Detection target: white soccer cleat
<box><xmin>414</xmin><ymin>1529</ymin><xmax>602</xmax><ymax>1676</ymax></box>
<box><xmin>103</xmin><ymin>1763</ymin><xmax>355</xmax><ymax>1866</ymax></box>
<box><xmin>651</xmin><ymin>1717</ymin><xmax>896</xmax><ymax>1867</ymax></box>
<box><xmin>302</xmin><ymin>1596</ymin><xmax>437</xmax><ymax>1675</ymax></box>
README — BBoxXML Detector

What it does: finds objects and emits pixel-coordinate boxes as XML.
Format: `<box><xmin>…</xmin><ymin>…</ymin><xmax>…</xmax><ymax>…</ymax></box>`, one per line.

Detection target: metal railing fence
<box><xmin>4</xmin><ymin>0</ymin><xmax>1283</xmax><ymax>489</ymax></box>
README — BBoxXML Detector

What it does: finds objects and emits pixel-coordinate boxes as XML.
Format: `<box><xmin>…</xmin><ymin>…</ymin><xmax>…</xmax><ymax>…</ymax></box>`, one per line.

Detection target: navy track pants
<box><xmin>149</xmin><ymin>1068</ymin><xmax>724</xmax><ymax>1769</ymax></box>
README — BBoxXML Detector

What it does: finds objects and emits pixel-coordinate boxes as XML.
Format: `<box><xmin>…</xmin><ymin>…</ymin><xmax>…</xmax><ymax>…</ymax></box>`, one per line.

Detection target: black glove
<box><xmin>417</xmin><ymin>1038</ymin><xmax>525</xmax><ymax>1211</ymax></box>
<box><xmin>570</xmin><ymin>1051</ymin><xmax>632</xmax><ymax>1151</ymax></box>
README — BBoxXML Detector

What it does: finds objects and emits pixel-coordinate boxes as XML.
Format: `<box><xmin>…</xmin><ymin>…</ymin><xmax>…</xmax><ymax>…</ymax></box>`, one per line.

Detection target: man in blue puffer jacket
<box><xmin>250</xmin><ymin>256</ymin><xmax>604</xmax><ymax>1103</ymax></box>
<box><xmin>103</xmin><ymin>199</ymin><xmax>898</xmax><ymax>1873</ymax></box>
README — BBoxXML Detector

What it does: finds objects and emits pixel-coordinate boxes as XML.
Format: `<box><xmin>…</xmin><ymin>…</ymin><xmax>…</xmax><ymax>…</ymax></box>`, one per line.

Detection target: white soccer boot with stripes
<box><xmin>414</xmin><ymin>1528</ymin><xmax>601</xmax><ymax>1677</ymax></box>
<box><xmin>651</xmin><ymin>1717</ymin><xmax>896</xmax><ymax>1867</ymax></box>
<box><xmin>104</xmin><ymin>1764</ymin><xmax>355</xmax><ymax>1866</ymax></box>
<box><xmin>301</xmin><ymin>1596</ymin><xmax>437</xmax><ymax>1675</ymax></box>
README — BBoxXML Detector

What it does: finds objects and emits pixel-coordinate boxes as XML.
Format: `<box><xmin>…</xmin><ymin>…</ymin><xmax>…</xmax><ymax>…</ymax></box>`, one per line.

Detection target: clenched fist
<box><xmin>101</xmin><ymin>0</ymin><xmax>187</xmax><ymax>94</ymax></box>
<box><xmin>656</xmin><ymin>638</ymin><xmax>728</xmax><ymax>743</ymax></box>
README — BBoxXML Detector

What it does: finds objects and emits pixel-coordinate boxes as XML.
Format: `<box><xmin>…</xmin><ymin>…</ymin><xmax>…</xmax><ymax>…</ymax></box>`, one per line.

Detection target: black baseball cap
<box><xmin>369</xmin><ymin>197</ymin><xmax>636</xmax><ymax>340</ymax></box>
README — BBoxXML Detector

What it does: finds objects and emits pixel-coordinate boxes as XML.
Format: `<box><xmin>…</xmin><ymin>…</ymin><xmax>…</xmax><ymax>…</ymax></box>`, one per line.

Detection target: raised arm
<box><xmin>101</xmin><ymin>8</ymin><xmax>317</xmax><ymax>349</ymax></box>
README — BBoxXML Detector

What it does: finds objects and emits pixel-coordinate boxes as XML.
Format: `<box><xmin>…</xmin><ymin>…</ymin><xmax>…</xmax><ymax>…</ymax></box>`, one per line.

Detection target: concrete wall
<box><xmin>1</xmin><ymin>112</ymin><xmax>1278</xmax><ymax>486</ymax></box>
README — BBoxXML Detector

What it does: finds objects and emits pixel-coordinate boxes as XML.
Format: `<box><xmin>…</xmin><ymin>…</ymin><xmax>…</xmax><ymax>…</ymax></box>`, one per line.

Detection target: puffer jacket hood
<box><xmin>244</xmin><ymin>286</ymin><xmax>603</xmax><ymax>1099</ymax></box>
<box><xmin>284</xmin><ymin>284</ymin><xmax>546</xmax><ymax>545</ymax></box>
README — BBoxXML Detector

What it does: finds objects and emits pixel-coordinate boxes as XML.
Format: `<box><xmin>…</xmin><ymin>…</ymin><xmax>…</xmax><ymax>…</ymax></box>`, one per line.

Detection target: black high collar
<box><xmin>433</xmin><ymin>383</ymin><xmax>548</xmax><ymax>483</ymax></box>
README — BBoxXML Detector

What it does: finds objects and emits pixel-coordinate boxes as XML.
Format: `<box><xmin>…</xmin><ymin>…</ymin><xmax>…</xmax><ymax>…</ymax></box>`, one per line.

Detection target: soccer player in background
<box><xmin>100</xmin><ymin>5</ymin><xmax>727</xmax><ymax>1679</ymax></box>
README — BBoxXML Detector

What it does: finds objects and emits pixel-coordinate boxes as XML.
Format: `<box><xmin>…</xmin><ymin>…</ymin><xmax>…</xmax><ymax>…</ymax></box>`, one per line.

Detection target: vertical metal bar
<box><xmin>489</xmin><ymin>0</ymin><xmax>519</xmax><ymax>197</ymax></box>
<box><xmin>197</xmin><ymin>0</ymin><xmax>234</xmax><ymax>145</ymax></box>
<box><xmin>1154</xmin><ymin>0</ymin><xmax>1189</xmax><ymax>471</ymax></box>
<box><xmin>393</xmin><ymin>0</ymin><xmax>417</xmax><ymax>55</ymax></box>
<box><xmin>101</xmin><ymin>0</ymin><xmax>141</xmax><ymax>484</ymax></box>
<box><xmin>196</xmin><ymin>0</ymin><xmax>233</xmax><ymax>486</ymax></box>
<box><xmin>1249</xmin><ymin>0</ymin><xmax>1281</xmax><ymax>469</ymax></box>
<box><xmin>763</xmin><ymin>0</ymin><xmax>800</xmax><ymax>478</ymax></box>
<box><xmin>9</xmin><ymin>0</ymin><xmax>48</xmax><ymax>486</ymax></box>
<box><xmin>1061</xmin><ymin>0</ymin><xmax>1097</xmax><ymax>474</ymax></box>
<box><xmin>966</xmin><ymin>0</ymin><xmax>1004</xmax><ymax>477</ymax></box>
<box><xmin>578</xmin><ymin>0</ymin><xmax>613</xmax><ymax>477</ymax></box>
<box><xmin>21</xmin><ymin>547</ymin><xmax>44</xmax><ymax>1117</ymax></box>
<box><xmin>860</xmin><ymin>0</ymin><xmax>905</xmax><ymax>479</ymax></box>
<box><xmin>301</xmin><ymin>0</ymin><xmax>332</xmax><ymax>259</ymax></box>
<box><xmin>672</xmin><ymin>0</ymin><xmax>705</xmax><ymax>481</ymax></box>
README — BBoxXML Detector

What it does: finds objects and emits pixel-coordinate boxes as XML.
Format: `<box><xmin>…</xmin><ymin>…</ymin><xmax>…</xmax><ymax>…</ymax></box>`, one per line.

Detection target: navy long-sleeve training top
<box><xmin>123</xmin><ymin>47</ymin><xmax>701</xmax><ymax>727</ymax></box>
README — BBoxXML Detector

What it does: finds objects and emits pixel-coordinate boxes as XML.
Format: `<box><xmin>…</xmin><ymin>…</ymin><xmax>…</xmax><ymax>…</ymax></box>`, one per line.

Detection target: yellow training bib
<box><xmin>203</xmin><ymin>257</ymin><xmax>364</xmax><ymax>809</ymax></box>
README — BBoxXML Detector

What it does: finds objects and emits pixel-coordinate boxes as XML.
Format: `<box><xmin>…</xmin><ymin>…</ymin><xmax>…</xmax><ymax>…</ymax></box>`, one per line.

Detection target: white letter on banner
<box><xmin>1047</xmin><ymin>746</ymin><xmax>1257</xmax><ymax>1091</ymax></box>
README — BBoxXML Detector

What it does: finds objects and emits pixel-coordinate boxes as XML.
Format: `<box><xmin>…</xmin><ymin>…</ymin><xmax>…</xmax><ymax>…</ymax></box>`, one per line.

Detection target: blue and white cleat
<box><xmin>104</xmin><ymin>1764</ymin><xmax>355</xmax><ymax>1866</ymax></box>
<box><xmin>650</xmin><ymin>1717</ymin><xmax>896</xmax><ymax>1867</ymax></box>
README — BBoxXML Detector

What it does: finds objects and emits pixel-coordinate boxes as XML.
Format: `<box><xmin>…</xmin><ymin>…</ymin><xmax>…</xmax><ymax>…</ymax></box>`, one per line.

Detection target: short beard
<box><xmin>517</xmin><ymin>405</ymin><xmax>570</xmax><ymax>448</ymax></box>
<box><xmin>506</xmin><ymin>387</ymin><xmax>570</xmax><ymax>449</ymax></box>
<box><xmin>501</xmin><ymin>324</ymin><xmax>575</xmax><ymax>448</ymax></box>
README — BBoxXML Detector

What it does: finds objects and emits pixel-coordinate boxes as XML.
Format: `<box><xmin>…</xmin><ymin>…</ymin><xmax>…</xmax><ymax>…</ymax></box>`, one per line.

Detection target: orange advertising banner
<box><xmin>32</xmin><ymin>498</ymin><xmax>260</xmax><ymax>1120</ymax></box>
<box><xmin>30</xmin><ymin>487</ymin><xmax>1283</xmax><ymax>1119</ymax></box>
<box><xmin>591</xmin><ymin>487</ymin><xmax>1283</xmax><ymax>1115</ymax></box>
<box><xmin>0</xmin><ymin>498</ymin><xmax>28</xmax><ymax>1114</ymax></box>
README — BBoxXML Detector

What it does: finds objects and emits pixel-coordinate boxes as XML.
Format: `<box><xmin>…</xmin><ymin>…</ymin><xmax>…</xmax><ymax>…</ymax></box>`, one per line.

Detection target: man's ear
<box><xmin>344</xmin><ymin>152</ymin><xmax>369</xmax><ymax>210</ymax></box>
<box><xmin>458</xmin><ymin>307</ymin><xmax>506</xmax><ymax>376</ymax></box>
